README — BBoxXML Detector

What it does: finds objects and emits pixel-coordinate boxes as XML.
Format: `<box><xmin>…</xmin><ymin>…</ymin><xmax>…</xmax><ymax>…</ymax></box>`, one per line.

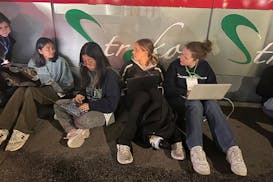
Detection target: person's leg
<box><xmin>117</xmin><ymin>91</ymin><xmax>150</xmax><ymax>146</ymax></box>
<box><xmin>184</xmin><ymin>100</ymin><xmax>204</xmax><ymax>149</ymax></box>
<box><xmin>185</xmin><ymin>100</ymin><xmax>210</xmax><ymax>175</ymax></box>
<box><xmin>54</xmin><ymin>99</ymin><xmax>76</xmax><ymax>133</ymax></box>
<box><xmin>0</xmin><ymin>87</ymin><xmax>26</xmax><ymax>130</ymax></box>
<box><xmin>203</xmin><ymin>100</ymin><xmax>247</xmax><ymax>176</ymax></box>
<box><xmin>117</xmin><ymin>91</ymin><xmax>150</xmax><ymax>164</ymax></box>
<box><xmin>5</xmin><ymin>86</ymin><xmax>58</xmax><ymax>151</ymax></box>
<box><xmin>203</xmin><ymin>100</ymin><xmax>236</xmax><ymax>152</ymax></box>
<box><xmin>62</xmin><ymin>111</ymin><xmax>106</xmax><ymax>148</ymax></box>
<box><xmin>14</xmin><ymin>86</ymin><xmax>58</xmax><ymax>133</ymax></box>
<box><xmin>74</xmin><ymin>111</ymin><xmax>106</xmax><ymax>129</ymax></box>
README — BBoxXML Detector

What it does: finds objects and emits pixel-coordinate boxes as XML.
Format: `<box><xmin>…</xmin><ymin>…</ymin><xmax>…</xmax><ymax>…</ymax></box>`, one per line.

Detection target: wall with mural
<box><xmin>1</xmin><ymin>0</ymin><xmax>273</xmax><ymax>102</ymax></box>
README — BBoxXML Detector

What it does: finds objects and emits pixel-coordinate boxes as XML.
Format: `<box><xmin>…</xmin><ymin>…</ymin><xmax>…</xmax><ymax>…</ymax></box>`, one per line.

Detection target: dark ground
<box><xmin>0</xmin><ymin>105</ymin><xmax>272</xmax><ymax>182</ymax></box>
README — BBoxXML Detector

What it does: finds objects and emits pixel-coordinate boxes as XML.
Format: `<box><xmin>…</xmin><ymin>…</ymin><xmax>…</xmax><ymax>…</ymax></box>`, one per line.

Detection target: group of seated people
<box><xmin>0</xmin><ymin>12</ymin><xmax>250</xmax><ymax>176</ymax></box>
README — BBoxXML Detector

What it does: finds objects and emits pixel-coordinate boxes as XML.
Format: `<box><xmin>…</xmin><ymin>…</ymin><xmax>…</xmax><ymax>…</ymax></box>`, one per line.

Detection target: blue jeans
<box><xmin>184</xmin><ymin>100</ymin><xmax>236</xmax><ymax>152</ymax></box>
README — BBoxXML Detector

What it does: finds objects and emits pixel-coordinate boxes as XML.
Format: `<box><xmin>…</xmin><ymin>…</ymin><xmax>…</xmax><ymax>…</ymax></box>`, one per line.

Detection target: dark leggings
<box><xmin>117</xmin><ymin>90</ymin><xmax>150</xmax><ymax>146</ymax></box>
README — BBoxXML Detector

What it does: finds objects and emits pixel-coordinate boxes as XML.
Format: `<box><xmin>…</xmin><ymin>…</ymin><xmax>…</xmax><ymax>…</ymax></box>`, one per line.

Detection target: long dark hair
<box><xmin>185</xmin><ymin>40</ymin><xmax>212</xmax><ymax>60</ymax></box>
<box><xmin>33</xmin><ymin>37</ymin><xmax>58</xmax><ymax>67</ymax></box>
<box><xmin>79</xmin><ymin>42</ymin><xmax>110</xmax><ymax>88</ymax></box>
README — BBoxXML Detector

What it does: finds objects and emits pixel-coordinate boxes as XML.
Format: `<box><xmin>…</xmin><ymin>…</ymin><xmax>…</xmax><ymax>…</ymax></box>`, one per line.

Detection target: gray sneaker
<box><xmin>190</xmin><ymin>146</ymin><xmax>211</xmax><ymax>175</ymax></box>
<box><xmin>0</xmin><ymin>129</ymin><xmax>9</xmax><ymax>145</ymax></box>
<box><xmin>171</xmin><ymin>142</ymin><xmax>185</xmax><ymax>160</ymax></box>
<box><xmin>117</xmin><ymin>144</ymin><xmax>133</xmax><ymax>164</ymax></box>
<box><xmin>67</xmin><ymin>129</ymin><xmax>90</xmax><ymax>148</ymax></box>
<box><xmin>226</xmin><ymin>146</ymin><xmax>247</xmax><ymax>176</ymax></box>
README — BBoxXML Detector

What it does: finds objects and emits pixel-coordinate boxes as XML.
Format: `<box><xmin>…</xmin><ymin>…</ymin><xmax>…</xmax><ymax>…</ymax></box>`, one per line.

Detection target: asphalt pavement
<box><xmin>0</xmin><ymin>106</ymin><xmax>272</xmax><ymax>182</ymax></box>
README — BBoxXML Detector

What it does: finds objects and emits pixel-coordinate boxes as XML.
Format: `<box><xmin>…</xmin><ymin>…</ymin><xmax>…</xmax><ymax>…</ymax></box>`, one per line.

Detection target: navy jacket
<box><xmin>81</xmin><ymin>68</ymin><xmax>120</xmax><ymax>113</ymax></box>
<box><xmin>164</xmin><ymin>59</ymin><xmax>217</xmax><ymax>98</ymax></box>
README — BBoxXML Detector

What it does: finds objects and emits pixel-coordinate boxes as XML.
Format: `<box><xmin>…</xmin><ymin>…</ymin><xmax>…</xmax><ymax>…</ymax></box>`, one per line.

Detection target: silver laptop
<box><xmin>187</xmin><ymin>84</ymin><xmax>231</xmax><ymax>100</ymax></box>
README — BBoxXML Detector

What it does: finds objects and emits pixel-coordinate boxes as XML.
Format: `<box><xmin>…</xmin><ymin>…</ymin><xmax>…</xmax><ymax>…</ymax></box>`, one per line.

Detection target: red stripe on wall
<box><xmin>214</xmin><ymin>0</ymin><xmax>273</xmax><ymax>10</ymax></box>
<box><xmin>3</xmin><ymin>0</ymin><xmax>273</xmax><ymax>10</ymax></box>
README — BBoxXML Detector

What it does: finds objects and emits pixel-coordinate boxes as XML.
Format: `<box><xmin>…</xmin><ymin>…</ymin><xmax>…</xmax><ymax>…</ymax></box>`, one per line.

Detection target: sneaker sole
<box><xmin>117</xmin><ymin>156</ymin><xmax>133</xmax><ymax>165</ymax></box>
<box><xmin>192</xmin><ymin>165</ymin><xmax>211</xmax><ymax>175</ymax></box>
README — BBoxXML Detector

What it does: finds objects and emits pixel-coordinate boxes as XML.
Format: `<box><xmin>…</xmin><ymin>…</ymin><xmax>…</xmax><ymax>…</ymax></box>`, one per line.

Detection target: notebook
<box><xmin>126</xmin><ymin>75</ymin><xmax>160</xmax><ymax>94</ymax></box>
<box><xmin>187</xmin><ymin>84</ymin><xmax>231</xmax><ymax>100</ymax></box>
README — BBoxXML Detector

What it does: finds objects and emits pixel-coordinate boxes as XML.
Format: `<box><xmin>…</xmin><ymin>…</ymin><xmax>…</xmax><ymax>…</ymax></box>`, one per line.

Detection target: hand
<box><xmin>74</xmin><ymin>94</ymin><xmax>85</xmax><ymax>104</ymax></box>
<box><xmin>79</xmin><ymin>103</ymin><xmax>89</xmax><ymax>112</ymax></box>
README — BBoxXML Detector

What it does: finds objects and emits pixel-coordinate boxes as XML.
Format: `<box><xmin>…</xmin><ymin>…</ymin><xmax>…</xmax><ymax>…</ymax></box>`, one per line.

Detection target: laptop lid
<box><xmin>126</xmin><ymin>75</ymin><xmax>160</xmax><ymax>94</ymax></box>
<box><xmin>187</xmin><ymin>84</ymin><xmax>231</xmax><ymax>100</ymax></box>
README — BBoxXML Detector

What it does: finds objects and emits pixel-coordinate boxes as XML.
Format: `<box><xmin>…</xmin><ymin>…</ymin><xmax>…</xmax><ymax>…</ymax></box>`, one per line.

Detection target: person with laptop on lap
<box><xmin>0</xmin><ymin>37</ymin><xmax>74</xmax><ymax>151</ymax></box>
<box><xmin>164</xmin><ymin>40</ymin><xmax>247</xmax><ymax>176</ymax></box>
<box><xmin>54</xmin><ymin>42</ymin><xmax>120</xmax><ymax>148</ymax></box>
<box><xmin>116</xmin><ymin>38</ymin><xmax>185</xmax><ymax>164</ymax></box>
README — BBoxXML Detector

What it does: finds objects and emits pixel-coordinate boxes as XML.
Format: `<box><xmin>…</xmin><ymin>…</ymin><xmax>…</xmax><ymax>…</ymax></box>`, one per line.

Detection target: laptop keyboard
<box><xmin>60</xmin><ymin>102</ymin><xmax>82</xmax><ymax>117</ymax></box>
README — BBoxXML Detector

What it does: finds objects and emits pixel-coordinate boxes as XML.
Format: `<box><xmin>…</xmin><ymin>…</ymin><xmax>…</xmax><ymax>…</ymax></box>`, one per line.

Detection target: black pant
<box><xmin>118</xmin><ymin>90</ymin><xmax>150</xmax><ymax>146</ymax></box>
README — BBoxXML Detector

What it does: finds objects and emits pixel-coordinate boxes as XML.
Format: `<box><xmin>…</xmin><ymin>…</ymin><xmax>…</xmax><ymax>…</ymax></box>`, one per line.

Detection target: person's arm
<box><xmin>57</xmin><ymin>57</ymin><xmax>74</xmax><ymax>92</ymax></box>
<box><xmin>164</xmin><ymin>60</ymin><xmax>187</xmax><ymax>98</ymax></box>
<box><xmin>88</xmin><ymin>69</ymin><xmax>120</xmax><ymax>113</ymax></box>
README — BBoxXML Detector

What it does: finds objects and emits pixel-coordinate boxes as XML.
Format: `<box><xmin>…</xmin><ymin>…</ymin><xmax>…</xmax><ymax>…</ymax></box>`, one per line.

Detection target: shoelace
<box><xmin>10</xmin><ymin>134</ymin><xmax>25</xmax><ymax>144</ymax></box>
<box><xmin>230</xmin><ymin>149</ymin><xmax>243</xmax><ymax>164</ymax></box>
<box><xmin>192</xmin><ymin>150</ymin><xmax>206</xmax><ymax>164</ymax></box>
<box><xmin>118</xmin><ymin>146</ymin><xmax>130</xmax><ymax>155</ymax></box>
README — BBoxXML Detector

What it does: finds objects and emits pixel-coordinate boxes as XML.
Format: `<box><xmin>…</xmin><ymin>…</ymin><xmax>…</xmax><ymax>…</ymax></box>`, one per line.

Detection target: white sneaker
<box><xmin>190</xmin><ymin>146</ymin><xmax>211</xmax><ymax>175</ymax></box>
<box><xmin>5</xmin><ymin>130</ymin><xmax>29</xmax><ymax>151</ymax></box>
<box><xmin>117</xmin><ymin>144</ymin><xmax>133</xmax><ymax>164</ymax></box>
<box><xmin>67</xmin><ymin>129</ymin><xmax>90</xmax><ymax>148</ymax></box>
<box><xmin>0</xmin><ymin>129</ymin><xmax>9</xmax><ymax>145</ymax></box>
<box><xmin>226</xmin><ymin>146</ymin><xmax>247</xmax><ymax>176</ymax></box>
<box><xmin>171</xmin><ymin>142</ymin><xmax>185</xmax><ymax>160</ymax></box>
